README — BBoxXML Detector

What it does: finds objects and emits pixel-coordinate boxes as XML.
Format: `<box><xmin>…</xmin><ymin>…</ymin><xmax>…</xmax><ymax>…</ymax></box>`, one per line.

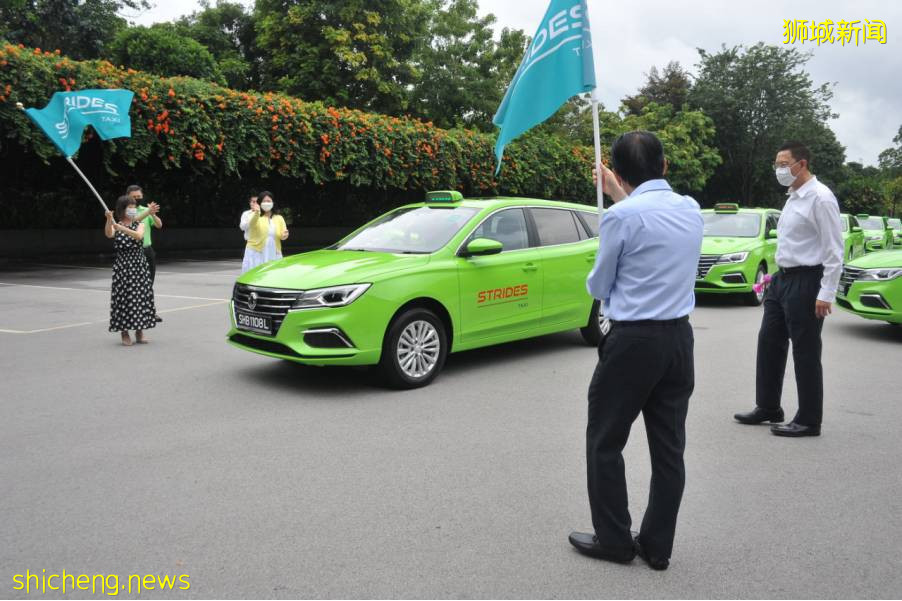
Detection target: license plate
<box><xmin>235</xmin><ymin>310</ymin><xmax>273</xmax><ymax>335</ymax></box>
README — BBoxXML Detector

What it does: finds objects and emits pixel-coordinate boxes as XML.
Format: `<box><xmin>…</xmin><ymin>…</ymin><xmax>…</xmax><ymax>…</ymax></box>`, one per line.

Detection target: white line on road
<box><xmin>30</xmin><ymin>262</ymin><xmax>238</xmax><ymax>277</ymax></box>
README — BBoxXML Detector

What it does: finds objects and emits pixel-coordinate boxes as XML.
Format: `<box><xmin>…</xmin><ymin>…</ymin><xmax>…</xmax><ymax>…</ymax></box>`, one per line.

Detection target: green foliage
<box><xmin>878</xmin><ymin>125</ymin><xmax>902</xmax><ymax>176</ymax></box>
<box><xmin>0</xmin><ymin>0</ymin><xmax>143</xmax><ymax>60</ymax></box>
<box><xmin>836</xmin><ymin>163</ymin><xmax>886</xmax><ymax>215</ymax></box>
<box><xmin>689</xmin><ymin>43</ymin><xmax>846</xmax><ymax>207</ymax></box>
<box><xmin>109</xmin><ymin>25</ymin><xmax>225</xmax><ymax>84</ymax></box>
<box><xmin>622</xmin><ymin>62</ymin><xmax>691</xmax><ymax>117</ymax></box>
<box><xmin>0</xmin><ymin>42</ymin><xmax>600</xmax><ymax>228</ymax></box>
<box><xmin>408</xmin><ymin>1</ymin><xmax>527</xmax><ymax>131</ymax></box>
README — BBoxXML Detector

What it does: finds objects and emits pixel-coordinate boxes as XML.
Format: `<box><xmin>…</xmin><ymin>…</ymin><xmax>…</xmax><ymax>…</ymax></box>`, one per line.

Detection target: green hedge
<box><xmin>0</xmin><ymin>42</ymin><xmax>602</xmax><ymax>229</ymax></box>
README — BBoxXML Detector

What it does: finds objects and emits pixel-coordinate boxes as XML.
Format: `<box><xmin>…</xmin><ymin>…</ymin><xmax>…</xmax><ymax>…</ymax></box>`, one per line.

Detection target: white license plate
<box><xmin>235</xmin><ymin>310</ymin><xmax>273</xmax><ymax>335</ymax></box>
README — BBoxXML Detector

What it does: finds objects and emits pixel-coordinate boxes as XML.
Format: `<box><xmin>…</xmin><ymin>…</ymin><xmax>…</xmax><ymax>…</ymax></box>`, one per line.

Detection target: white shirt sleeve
<box><xmin>813</xmin><ymin>195</ymin><xmax>844</xmax><ymax>303</ymax></box>
<box><xmin>239</xmin><ymin>210</ymin><xmax>252</xmax><ymax>232</ymax></box>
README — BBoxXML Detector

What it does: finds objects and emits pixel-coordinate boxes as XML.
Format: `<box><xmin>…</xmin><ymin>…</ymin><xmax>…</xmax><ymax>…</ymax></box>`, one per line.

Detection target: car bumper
<box><xmin>836</xmin><ymin>280</ymin><xmax>902</xmax><ymax>324</ymax></box>
<box><xmin>865</xmin><ymin>239</ymin><xmax>888</xmax><ymax>252</ymax></box>
<box><xmin>695</xmin><ymin>262</ymin><xmax>755</xmax><ymax>293</ymax></box>
<box><xmin>226</xmin><ymin>299</ymin><xmax>386</xmax><ymax>366</ymax></box>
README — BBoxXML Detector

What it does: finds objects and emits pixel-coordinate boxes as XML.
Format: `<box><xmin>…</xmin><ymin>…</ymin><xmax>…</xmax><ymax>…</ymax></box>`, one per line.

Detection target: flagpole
<box><xmin>591</xmin><ymin>97</ymin><xmax>603</xmax><ymax>211</ymax></box>
<box><xmin>17</xmin><ymin>101</ymin><xmax>110</xmax><ymax>213</ymax></box>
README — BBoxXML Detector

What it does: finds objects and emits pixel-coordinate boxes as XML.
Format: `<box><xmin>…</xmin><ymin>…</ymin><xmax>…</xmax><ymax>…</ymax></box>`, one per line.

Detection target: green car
<box><xmin>695</xmin><ymin>203</ymin><xmax>781</xmax><ymax>306</ymax></box>
<box><xmin>887</xmin><ymin>217</ymin><xmax>902</xmax><ymax>248</ymax></box>
<box><xmin>836</xmin><ymin>249</ymin><xmax>902</xmax><ymax>325</ymax></box>
<box><xmin>841</xmin><ymin>213</ymin><xmax>866</xmax><ymax>261</ymax></box>
<box><xmin>227</xmin><ymin>191</ymin><xmax>602</xmax><ymax>388</ymax></box>
<box><xmin>857</xmin><ymin>214</ymin><xmax>894</xmax><ymax>253</ymax></box>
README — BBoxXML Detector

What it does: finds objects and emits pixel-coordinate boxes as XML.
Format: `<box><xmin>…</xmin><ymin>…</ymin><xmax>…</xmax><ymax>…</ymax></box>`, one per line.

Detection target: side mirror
<box><xmin>766</xmin><ymin>229</ymin><xmax>778</xmax><ymax>239</ymax></box>
<box><xmin>851</xmin><ymin>226</ymin><xmax>862</xmax><ymax>232</ymax></box>
<box><xmin>461</xmin><ymin>237</ymin><xmax>503</xmax><ymax>257</ymax></box>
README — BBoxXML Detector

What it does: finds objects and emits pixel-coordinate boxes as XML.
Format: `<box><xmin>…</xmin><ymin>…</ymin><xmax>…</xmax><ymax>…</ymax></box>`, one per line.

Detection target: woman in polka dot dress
<box><xmin>105</xmin><ymin>195</ymin><xmax>157</xmax><ymax>346</ymax></box>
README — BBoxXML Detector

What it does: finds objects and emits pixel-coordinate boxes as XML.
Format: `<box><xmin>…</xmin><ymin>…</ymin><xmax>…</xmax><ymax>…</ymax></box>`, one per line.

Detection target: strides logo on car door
<box><xmin>477</xmin><ymin>284</ymin><xmax>529</xmax><ymax>307</ymax></box>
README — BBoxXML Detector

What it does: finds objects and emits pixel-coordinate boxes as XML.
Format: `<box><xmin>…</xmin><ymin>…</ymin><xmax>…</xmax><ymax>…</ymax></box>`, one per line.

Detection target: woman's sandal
<box><xmin>121</xmin><ymin>332</ymin><xmax>133</xmax><ymax>346</ymax></box>
<box><xmin>135</xmin><ymin>330</ymin><xmax>148</xmax><ymax>344</ymax></box>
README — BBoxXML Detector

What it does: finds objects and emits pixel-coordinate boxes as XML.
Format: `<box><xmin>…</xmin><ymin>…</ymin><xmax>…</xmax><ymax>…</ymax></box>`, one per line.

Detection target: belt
<box><xmin>778</xmin><ymin>264</ymin><xmax>823</xmax><ymax>274</ymax></box>
<box><xmin>610</xmin><ymin>315</ymin><xmax>689</xmax><ymax>327</ymax></box>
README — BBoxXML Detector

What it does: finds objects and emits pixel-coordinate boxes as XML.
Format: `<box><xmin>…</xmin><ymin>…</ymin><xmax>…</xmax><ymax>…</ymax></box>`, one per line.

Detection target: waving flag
<box><xmin>23</xmin><ymin>89</ymin><xmax>134</xmax><ymax>157</ymax></box>
<box><xmin>493</xmin><ymin>0</ymin><xmax>596</xmax><ymax>172</ymax></box>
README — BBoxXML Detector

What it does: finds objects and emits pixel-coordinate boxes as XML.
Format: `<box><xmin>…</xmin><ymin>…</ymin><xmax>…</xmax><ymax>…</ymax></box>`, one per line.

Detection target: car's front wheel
<box><xmin>580</xmin><ymin>299</ymin><xmax>604</xmax><ymax>346</ymax></box>
<box><xmin>379</xmin><ymin>308</ymin><xmax>448</xmax><ymax>389</ymax></box>
<box><xmin>745</xmin><ymin>264</ymin><xmax>767</xmax><ymax>306</ymax></box>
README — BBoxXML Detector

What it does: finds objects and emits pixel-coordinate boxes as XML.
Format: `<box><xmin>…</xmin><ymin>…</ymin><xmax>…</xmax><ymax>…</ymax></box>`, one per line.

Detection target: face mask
<box><xmin>125</xmin><ymin>208</ymin><xmax>138</xmax><ymax>218</ymax></box>
<box><xmin>260</xmin><ymin>202</ymin><xmax>274</xmax><ymax>212</ymax></box>
<box><xmin>775</xmin><ymin>162</ymin><xmax>799</xmax><ymax>187</ymax></box>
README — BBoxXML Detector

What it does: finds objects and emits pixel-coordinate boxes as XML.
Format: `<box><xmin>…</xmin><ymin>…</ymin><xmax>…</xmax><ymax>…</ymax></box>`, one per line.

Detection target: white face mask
<box><xmin>260</xmin><ymin>201</ymin><xmax>274</xmax><ymax>212</ymax></box>
<box><xmin>775</xmin><ymin>162</ymin><xmax>799</xmax><ymax>187</ymax></box>
<box><xmin>125</xmin><ymin>208</ymin><xmax>138</xmax><ymax>218</ymax></box>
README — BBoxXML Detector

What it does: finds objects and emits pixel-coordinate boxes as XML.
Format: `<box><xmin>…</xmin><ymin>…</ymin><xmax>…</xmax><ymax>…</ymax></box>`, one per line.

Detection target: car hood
<box><xmin>847</xmin><ymin>249</ymin><xmax>902</xmax><ymax>269</ymax></box>
<box><xmin>700</xmin><ymin>237</ymin><xmax>761</xmax><ymax>255</ymax></box>
<box><xmin>237</xmin><ymin>249</ymin><xmax>431</xmax><ymax>289</ymax></box>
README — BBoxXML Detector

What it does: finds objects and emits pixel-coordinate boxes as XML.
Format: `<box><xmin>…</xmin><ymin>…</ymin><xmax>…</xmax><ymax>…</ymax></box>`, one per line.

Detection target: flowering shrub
<box><xmin>0</xmin><ymin>41</ymin><xmax>601</xmax><ymax>219</ymax></box>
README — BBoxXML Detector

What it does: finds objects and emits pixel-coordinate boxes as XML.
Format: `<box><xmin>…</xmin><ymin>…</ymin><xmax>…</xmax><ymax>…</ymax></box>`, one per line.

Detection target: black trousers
<box><xmin>586</xmin><ymin>318</ymin><xmax>694</xmax><ymax>559</ymax></box>
<box><xmin>755</xmin><ymin>267</ymin><xmax>824</xmax><ymax>426</ymax></box>
<box><xmin>143</xmin><ymin>246</ymin><xmax>156</xmax><ymax>286</ymax></box>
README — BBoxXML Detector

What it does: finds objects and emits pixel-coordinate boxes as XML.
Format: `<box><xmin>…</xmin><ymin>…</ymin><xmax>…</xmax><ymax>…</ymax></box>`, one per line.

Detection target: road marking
<box><xmin>0</xmin><ymin>282</ymin><xmax>226</xmax><ymax>302</ymax></box>
<box><xmin>0</xmin><ymin>300</ymin><xmax>228</xmax><ymax>334</ymax></box>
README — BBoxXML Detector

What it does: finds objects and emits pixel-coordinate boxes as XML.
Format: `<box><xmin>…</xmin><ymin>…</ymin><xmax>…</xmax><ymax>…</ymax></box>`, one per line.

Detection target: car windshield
<box><xmin>888</xmin><ymin>218</ymin><xmax>901</xmax><ymax>229</ymax></box>
<box><xmin>841</xmin><ymin>216</ymin><xmax>850</xmax><ymax>232</ymax></box>
<box><xmin>702</xmin><ymin>213</ymin><xmax>761</xmax><ymax>237</ymax></box>
<box><xmin>335</xmin><ymin>206</ymin><xmax>479</xmax><ymax>254</ymax></box>
<box><xmin>860</xmin><ymin>217</ymin><xmax>885</xmax><ymax>230</ymax></box>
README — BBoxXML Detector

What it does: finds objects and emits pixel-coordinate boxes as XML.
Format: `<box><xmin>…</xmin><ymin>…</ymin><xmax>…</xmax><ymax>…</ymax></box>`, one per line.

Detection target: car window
<box><xmin>703</xmin><ymin>212</ymin><xmax>762</xmax><ymax>237</ymax></box>
<box><xmin>850</xmin><ymin>215</ymin><xmax>860</xmax><ymax>229</ymax></box>
<box><xmin>531</xmin><ymin>208</ymin><xmax>582</xmax><ymax>246</ymax></box>
<box><xmin>766</xmin><ymin>214</ymin><xmax>779</xmax><ymax>234</ymax></box>
<box><xmin>888</xmin><ymin>218</ymin><xmax>901</xmax><ymax>229</ymax></box>
<box><xmin>576</xmin><ymin>210</ymin><xmax>599</xmax><ymax>238</ymax></box>
<box><xmin>468</xmin><ymin>208</ymin><xmax>529</xmax><ymax>252</ymax></box>
<box><xmin>859</xmin><ymin>217</ymin><xmax>885</xmax><ymax>229</ymax></box>
<box><xmin>841</xmin><ymin>215</ymin><xmax>850</xmax><ymax>232</ymax></box>
<box><xmin>336</xmin><ymin>206</ymin><xmax>478</xmax><ymax>253</ymax></box>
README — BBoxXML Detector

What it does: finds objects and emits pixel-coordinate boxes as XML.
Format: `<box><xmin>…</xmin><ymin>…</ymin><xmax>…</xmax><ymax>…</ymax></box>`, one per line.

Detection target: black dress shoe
<box><xmin>568</xmin><ymin>532</ymin><xmax>636</xmax><ymax>563</ymax></box>
<box><xmin>771</xmin><ymin>422</ymin><xmax>820</xmax><ymax>437</ymax></box>
<box><xmin>155</xmin><ymin>315</ymin><xmax>163</xmax><ymax>323</ymax></box>
<box><xmin>734</xmin><ymin>407</ymin><xmax>784</xmax><ymax>425</ymax></box>
<box><xmin>633</xmin><ymin>535</ymin><xmax>669</xmax><ymax>571</ymax></box>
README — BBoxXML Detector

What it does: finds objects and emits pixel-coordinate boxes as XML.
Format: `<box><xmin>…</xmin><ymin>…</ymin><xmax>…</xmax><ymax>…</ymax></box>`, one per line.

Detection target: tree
<box><xmin>0</xmin><ymin>0</ymin><xmax>146</xmax><ymax>59</ymax></box>
<box><xmin>622</xmin><ymin>61</ymin><xmax>691</xmax><ymax>116</ymax></box>
<box><xmin>688</xmin><ymin>43</ymin><xmax>846</xmax><ymax>207</ymax></box>
<box><xmin>255</xmin><ymin>0</ymin><xmax>432</xmax><ymax>114</ymax></box>
<box><xmin>835</xmin><ymin>163</ymin><xmax>886</xmax><ymax>215</ymax></box>
<box><xmin>408</xmin><ymin>0</ymin><xmax>526</xmax><ymax>131</ymax></box>
<box><xmin>109</xmin><ymin>25</ymin><xmax>224</xmax><ymax>83</ymax></box>
<box><xmin>174</xmin><ymin>0</ymin><xmax>260</xmax><ymax>89</ymax></box>
<box><xmin>878</xmin><ymin>125</ymin><xmax>902</xmax><ymax>176</ymax></box>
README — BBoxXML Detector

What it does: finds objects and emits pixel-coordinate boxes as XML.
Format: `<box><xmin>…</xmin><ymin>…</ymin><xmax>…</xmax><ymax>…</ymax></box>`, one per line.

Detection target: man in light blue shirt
<box><xmin>569</xmin><ymin>131</ymin><xmax>703</xmax><ymax>571</ymax></box>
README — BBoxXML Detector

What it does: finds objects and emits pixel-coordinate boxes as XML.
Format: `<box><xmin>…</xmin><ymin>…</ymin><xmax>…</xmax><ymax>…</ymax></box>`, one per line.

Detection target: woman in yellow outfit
<box><xmin>240</xmin><ymin>191</ymin><xmax>289</xmax><ymax>274</ymax></box>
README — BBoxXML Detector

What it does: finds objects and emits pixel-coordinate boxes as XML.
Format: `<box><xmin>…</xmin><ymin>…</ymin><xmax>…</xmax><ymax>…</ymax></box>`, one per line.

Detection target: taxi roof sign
<box><xmin>714</xmin><ymin>203</ymin><xmax>740</xmax><ymax>213</ymax></box>
<box><xmin>856</xmin><ymin>213</ymin><xmax>870</xmax><ymax>219</ymax></box>
<box><xmin>426</xmin><ymin>190</ymin><xmax>464</xmax><ymax>203</ymax></box>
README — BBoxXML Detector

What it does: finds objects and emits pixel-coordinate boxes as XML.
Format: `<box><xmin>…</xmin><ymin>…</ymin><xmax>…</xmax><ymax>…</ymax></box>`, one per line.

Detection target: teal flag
<box><xmin>493</xmin><ymin>0</ymin><xmax>595</xmax><ymax>172</ymax></box>
<box><xmin>24</xmin><ymin>89</ymin><xmax>134</xmax><ymax>157</ymax></box>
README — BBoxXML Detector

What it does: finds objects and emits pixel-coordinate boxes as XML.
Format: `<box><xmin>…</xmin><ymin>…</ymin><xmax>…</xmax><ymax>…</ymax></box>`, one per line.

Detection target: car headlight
<box><xmin>290</xmin><ymin>284</ymin><xmax>372</xmax><ymax>309</ymax></box>
<box><xmin>717</xmin><ymin>252</ymin><xmax>749</xmax><ymax>264</ymax></box>
<box><xmin>859</xmin><ymin>268</ymin><xmax>902</xmax><ymax>281</ymax></box>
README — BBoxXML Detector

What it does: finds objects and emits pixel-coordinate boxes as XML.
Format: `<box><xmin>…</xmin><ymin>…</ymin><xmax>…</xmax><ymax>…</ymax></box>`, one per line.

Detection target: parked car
<box><xmin>857</xmin><ymin>214</ymin><xmax>894</xmax><ymax>252</ymax></box>
<box><xmin>836</xmin><ymin>249</ymin><xmax>902</xmax><ymax>325</ymax></box>
<box><xmin>841</xmin><ymin>213</ymin><xmax>866</xmax><ymax>261</ymax></box>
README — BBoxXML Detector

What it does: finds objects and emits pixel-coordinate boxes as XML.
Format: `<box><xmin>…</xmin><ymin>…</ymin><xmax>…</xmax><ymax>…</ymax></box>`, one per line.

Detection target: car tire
<box><xmin>580</xmin><ymin>299</ymin><xmax>603</xmax><ymax>346</ymax></box>
<box><xmin>379</xmin><ymin>307</ymin><xmax>448</xmax><ymax>389</ymax></box>
<box><xmin>745</xmin><ymin>264</ymin><xmax>767</xmax><ymax>307</ymax></box>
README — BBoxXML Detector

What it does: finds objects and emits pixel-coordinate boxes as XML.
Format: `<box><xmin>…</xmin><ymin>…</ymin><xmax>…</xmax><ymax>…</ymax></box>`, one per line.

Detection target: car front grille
<box><xmin>232</xmin><ymin>284</ymin><xmax>301</xmax><ymax>334</ymax></box>
<box><xmin>697</xmin><ymin>255</ymin><xmax>719</xmax><ymax>278</ymax></box>
<box><xmin>838</xmin><ymin>266</ymin><xmax>866</xmax><ymax>297</ymax></box>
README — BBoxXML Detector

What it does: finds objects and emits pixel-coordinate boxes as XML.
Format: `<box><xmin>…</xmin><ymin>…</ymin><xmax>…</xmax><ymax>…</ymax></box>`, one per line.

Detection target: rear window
<box><xmin>576</xmin><ymin>211</ymin><xmax>599</xmax><ymax>238</ymax></box>
<box><xmin>531</xmin><ymin>208</ymin><xmax>582</xmax><ymax>246</ymax></box>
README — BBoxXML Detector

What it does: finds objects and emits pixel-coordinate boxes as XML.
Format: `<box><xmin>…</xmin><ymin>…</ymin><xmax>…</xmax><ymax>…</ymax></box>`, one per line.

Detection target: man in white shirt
<box><xmin>734</xmin><ymin>141</ymin><xmax>843</xmax><ymax>437</ymax></box>
<box><xmin>239</xmin><ymin>192</ymin><xmax>259</xmax><ymax>241</ymax></box>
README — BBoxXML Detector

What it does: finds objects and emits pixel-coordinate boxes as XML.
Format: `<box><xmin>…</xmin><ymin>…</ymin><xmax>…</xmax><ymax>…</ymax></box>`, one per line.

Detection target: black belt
<box><xmin>778</xmin><ymin>264</ymin><xmax>823</xmax><ymax>274</ymax></box>
<box><xmin>610</xmin><ymin>315</ymin><xmax>689</xmax><ymax>327</ymax></box>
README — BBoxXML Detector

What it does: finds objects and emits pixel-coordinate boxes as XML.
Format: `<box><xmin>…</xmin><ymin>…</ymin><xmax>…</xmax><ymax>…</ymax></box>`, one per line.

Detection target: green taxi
<box><xmin>695</xmin><ymin>203</ymin><xmax>781</xmax><ymax>306</ymax></box>
<box><xmin>888</xmin><ymin>217</ymin><xmax>902</xmax><ymax>248</ymax></box>
<box><xmin>836</xmin><ymin>249</ymin><xmax>902</xmax><ymax>325</ymax></box>
<box><xmin>858</xmin><ymin>214</ymin><xmax>894</xmax><ymax>253</ymax></box>
<box><xmin>841</xmin><ymin>213</ymin><xmax>866</xmax><ymax>261</ymax></box>
<box><xmin>227</xmin><ymin>191</ymin><xmax>602</xmax><ymax>388</ymax></box>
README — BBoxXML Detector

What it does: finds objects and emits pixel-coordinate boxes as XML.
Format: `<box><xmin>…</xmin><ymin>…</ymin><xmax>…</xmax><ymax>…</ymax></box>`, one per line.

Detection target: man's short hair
<box><xmin>778</xmin><ymin>141</ymin><xmax>812</xmax><ymax>166</ymax></box>
<box><xmin>610</xmin><ymin>131</ymin><xmax>666</xmax><ymax>187</ymax></box>
<box><xmin>125</xmin><ymin>184</ymin><xmax>142</xmax><ymax>195</ymax></box>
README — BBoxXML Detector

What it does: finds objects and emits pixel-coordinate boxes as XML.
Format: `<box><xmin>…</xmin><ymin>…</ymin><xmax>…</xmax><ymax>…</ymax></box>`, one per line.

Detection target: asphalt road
<box><xmin>1</xmin><ymin>259</ymin><xmax>901</xmax><ymax>599</ymax></box>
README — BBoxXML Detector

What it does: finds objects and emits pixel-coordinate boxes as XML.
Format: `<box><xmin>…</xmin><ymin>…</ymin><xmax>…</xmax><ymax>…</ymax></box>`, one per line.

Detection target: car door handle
<box><xmin>522</xmin><ymin>263</ymin><xmax>538</xmax><ymax>272</ymax></box>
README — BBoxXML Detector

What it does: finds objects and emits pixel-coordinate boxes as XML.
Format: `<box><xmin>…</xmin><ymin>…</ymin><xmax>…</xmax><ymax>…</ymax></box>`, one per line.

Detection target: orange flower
<box><xmin>168</xmin><ymin>88</ymin><xmax>176</xmax><ymax>98</ymax></box>
<box><xmin>34</xmin><ymin>47</ymin><xmax>41</xmax><ymax>54</ymax></box>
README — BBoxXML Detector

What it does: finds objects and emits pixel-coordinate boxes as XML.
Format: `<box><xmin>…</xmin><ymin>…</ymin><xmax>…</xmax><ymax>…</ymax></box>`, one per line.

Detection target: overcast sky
<box><xmin>129</xmin><ymin>0</ymin><xmax>899</xmax><ymax>166</ymax></box>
